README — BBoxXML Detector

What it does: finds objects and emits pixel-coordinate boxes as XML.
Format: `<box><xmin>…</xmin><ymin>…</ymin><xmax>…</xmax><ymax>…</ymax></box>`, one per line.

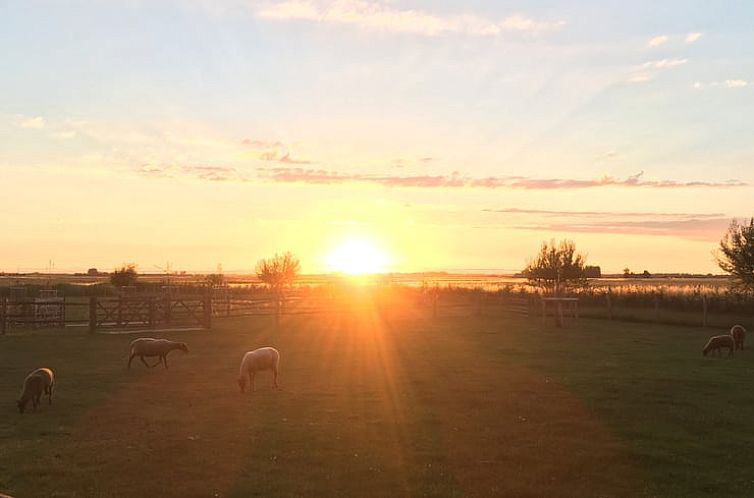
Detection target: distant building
<box><xmin>87</xmin><ymin>268</ymin><xmax>99</xmax><ymax>276</ymax></box>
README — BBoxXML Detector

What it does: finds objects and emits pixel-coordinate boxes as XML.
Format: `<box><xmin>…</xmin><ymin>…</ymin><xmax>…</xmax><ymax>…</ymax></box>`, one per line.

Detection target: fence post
<box><xmin>89</xmin><ymin>296</ymin><xmax>97</xmax><ymax>334</ymax></box>
<box><xmin>606</xmin><ymin>290</ymin><xmax>613</xmax><ymax>321</ymax></box>
<box><xmin>164</xmin><ymin>294</ymin><xmax>172</xmax><ymax>326</ymax></box>
<box><xmin>653</xmin><ymin>293</ymin><xmax>660</xmax><ymax>323</ymax></box>
<box><xmin>1</xmin><ymin>297</ymin><xmax>7</xmax><ymax>335</ymax></box>
<box><xmin>702</xmin><ymin>294</ymin><xmax>708</xmax><ymax>328</ymax></box>
<box><xmin>203</xmin><ymin>291</ymin><xmax>212</xmax><ymax>329</ymax></box>
<box><xmin>148</xmin><ymin>297</ymin><xmax>156</xmax><ymax>329</ymax></box>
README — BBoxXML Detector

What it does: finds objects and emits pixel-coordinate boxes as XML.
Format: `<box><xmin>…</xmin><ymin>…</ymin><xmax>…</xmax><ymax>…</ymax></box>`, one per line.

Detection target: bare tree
<box><xmin>523</xmin><ymin>239</ymin><xmax>588</xmax><ymax>295</ymax></box>
<box><xmin>256</xmin><ymin>252</ymin><xmax>301</xmax><ymax>320</ymax></box>
<box><xmin>717</xmin><ymin>218</ymin><xmax>754</xmax><ymax>294</ymax></box>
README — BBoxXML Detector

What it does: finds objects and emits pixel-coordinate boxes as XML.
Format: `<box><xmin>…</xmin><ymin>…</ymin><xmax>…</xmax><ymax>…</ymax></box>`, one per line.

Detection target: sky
<box><xmin>1</xmin><ymin>0</ymin><xmax>753</xmax><ymax>274</ymax></box>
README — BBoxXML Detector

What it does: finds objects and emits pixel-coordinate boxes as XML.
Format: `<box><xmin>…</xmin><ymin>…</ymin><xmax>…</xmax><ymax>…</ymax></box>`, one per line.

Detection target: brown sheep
<box><xmin>730</xmin><ymin>324</ymin><xmax>746</xmax><ymax>351</ymax></box>
<box><xmin>17</xmin><ymin>368</ymin><xmax>55</xmax><ymax>414</ymax></box>
<box><xmin>703</xmin><ymin>335</ymin><xmax>735</xmax><ymax>357</ymax></box>
<box><xmin>128</xmin><ymin>338</ymin><xmax>188</xmax><ymax>369</ymax></box>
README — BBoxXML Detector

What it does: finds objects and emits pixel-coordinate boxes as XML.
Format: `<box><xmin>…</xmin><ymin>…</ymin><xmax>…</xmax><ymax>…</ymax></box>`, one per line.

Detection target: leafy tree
<box><xmin>523</xmin><ymin>239</ymin><xmax>588</xmax><ymax>295</ymax></box>
<box><xmin>110</xmin><ymin>264</ymin><xmax>138</xmax><ymax>287</ymax></box>
<box><xmin>717</xmin><ymin>218</ymin><xmax>754</xmax><ymax>294</ymax></box>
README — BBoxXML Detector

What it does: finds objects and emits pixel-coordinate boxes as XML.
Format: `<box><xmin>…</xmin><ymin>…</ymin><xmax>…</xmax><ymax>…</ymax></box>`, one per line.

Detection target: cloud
<box><xmin>137</xmin><ymin>164</ymin><xmax>244</xmax><ymax>182</ymax></box>
<box><xmin>483</xmin><ymin>208</ymin><xmax>726</xmax><ymax>219</ymax></box>
<box><xmin>641</xmin><ymin>58</ymin><xmax>688</xmax><ymax>69</ymax></box>
<box><xmin>15</xmin><ymin>116</ymin><xmax>46</xmax><ymax>129</ymax></box>
<box><xmin>647</xmin><ymin>35</ymin><xmax>668</xmax><ymax>47</ymax></box>
<box><xmin>723</xmin><ymin>79</ymin><xmax>748</xmax><ymax>88</ymax></box>
<box><xmin>279</xmin><ymin>152</ymin><xmax>313</xmax><ymax>164</ymax></box>
<box><xmin>255</xmin><ymin>0</ymin><xmax>564</xmax><ymax>37</ymax></box>
<box><xmin>476</xmin><ymin>206</ymin><xmax>734</xmax><ymax>241</ymax></box>
<box><xmin>686</xmin><ymin>32</ymin><xmax>702</xmax><ymax>43</ymax></box>
<box><xmin>507</xmin><ymin>217</ymin><xmax>731</xmax><ymax>242</ymax></box>
<box><xmin>693</xmin><ymin>79</ymin><xmax>750</xmax><ymax>89</ymax></box>
<box><xmin>629</xmin><ymin>58</ymin><xmax>688</xmax><ymax>83</ymax></box>
<box><xmin>257</xmin><ymin>168</ymin><xmax>746</xmax><ymax>190</ymax></box>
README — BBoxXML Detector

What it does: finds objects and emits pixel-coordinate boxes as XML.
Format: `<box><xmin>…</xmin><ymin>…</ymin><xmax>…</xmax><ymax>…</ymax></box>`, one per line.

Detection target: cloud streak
<box><xmin>255</xmin><ymin>0</ymin><xmax>564</xmax><ymax>37</ymax></box>
<box><xmin>508</xmin><ymin>217</ymin><xmax>731</xmax><ymax>242</ymax></box>
<box><xmin>629</xmin><ymin>58</ymin><xmax>688</xmax><ymax>83</ymax></box>
<box><xmin>694</xmin><ymin>79</ymin><xmax>749</xmax><ymax>89</ymax></box>
<box><xmin>257</xmin><ymin>168</ymin><xmax>747</xmax><ymax>190</ymax></box>
<box><xmin>483</xmin><ymin>208</ymin><xmax>726</xmax><ymax>219</ymax></box>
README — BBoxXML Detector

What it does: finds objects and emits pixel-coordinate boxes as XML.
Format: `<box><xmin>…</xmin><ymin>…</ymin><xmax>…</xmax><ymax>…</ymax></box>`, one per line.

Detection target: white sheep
<box><xmin>128</xmin><ymin>338</ymin><xmax>188</xmax><ymax>369</ymax></box>
<box><xmin>17</xmin><ymin>367</ymin><xmax>55</xmax><ymax>413</ymax></box>
<box><xmin>730</xmin><ymin>324</ymin><xmax>746</xmax><ymax>350</ymax></box>
<box><xmin>238</xmin><ymin>347</ymin><xmax>280</xmax><ymax>393</ymax></box>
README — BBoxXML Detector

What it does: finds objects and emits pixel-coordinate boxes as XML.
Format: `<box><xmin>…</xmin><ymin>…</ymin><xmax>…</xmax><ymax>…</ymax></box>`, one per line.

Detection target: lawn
<box><xmin>1</xmin><ymin>305</ymin><xmax>753</xmax><ymax>498</ymax></box>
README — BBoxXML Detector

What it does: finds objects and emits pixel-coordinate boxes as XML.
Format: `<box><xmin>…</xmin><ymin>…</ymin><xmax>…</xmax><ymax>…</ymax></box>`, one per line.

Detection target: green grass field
<box><xmin>1</xmin><ymin>307</ymin><xmax>753</xmax><ymax>497</ymax></box>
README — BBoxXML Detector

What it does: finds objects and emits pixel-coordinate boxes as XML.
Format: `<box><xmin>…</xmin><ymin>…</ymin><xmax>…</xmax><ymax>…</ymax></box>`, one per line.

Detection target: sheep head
<box><xmin>17</xmin><ymin>399</ymin><xmax>27</xmax><ymax>414</ymax></box>
<box><xmin>238</xmin><ymin>377</ymin><xmax>246</xmax><ymax>393</ymax></box>
<box><xmin>178</xmin><ymin>342</ymin><xmax>189</xmax><ymax>353</ymax></box>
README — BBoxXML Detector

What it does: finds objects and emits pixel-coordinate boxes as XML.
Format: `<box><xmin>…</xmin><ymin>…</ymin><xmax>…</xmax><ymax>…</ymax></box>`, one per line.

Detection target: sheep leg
<box><xmin>48</xmin><ymin>383</ymin><xmax>54</xmax><ymax>404</ymax></box>
<box><xmin>140</xmin><ymin>355</ymin><xmax>152</xmax><ymax>368</ymax></box>
<box><xmin>128</xmin><ymin>353</ymin><xmax>136</xmax><ymax>369</ymax></box>
<box><xmin>250</xmin><ymin>372</ymin><xmax>256</xmax><ymax>392</ymax></box>
<box><xmin>162</xmin><ymin>354</ymin><xmax>169</xmax><ymax>369</ymax></box>
<box><xmin>151</xmin><ymin>357</ymin><xmax>162</xmax><ymax>367</ymax></box>
<box><xmin>273</xmin><ymin>368</ymin><xmax>279</xmax><ymax>389</ymax></box>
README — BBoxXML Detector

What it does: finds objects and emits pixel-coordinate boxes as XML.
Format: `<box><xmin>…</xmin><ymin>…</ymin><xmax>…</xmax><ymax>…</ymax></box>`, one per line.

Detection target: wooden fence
<box><xmin>0</xmin><ymin>295</ymin><xmax>212</xmax><ymax>334</ymax></box>
<box><xmin>0</xmin><ymin>292</ymin><xmax>538</xmax><ymax>334</ymax></box>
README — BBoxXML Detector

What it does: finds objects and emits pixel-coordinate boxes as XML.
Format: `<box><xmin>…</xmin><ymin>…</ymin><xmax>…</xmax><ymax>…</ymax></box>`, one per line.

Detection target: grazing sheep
<box><xmin>128</xmin><ymin>338</ymin><xmax>188</xmax><ymax>369</ymax></box>
<box><xmin>238</xmin><ymin>347</ymin><xmax>280</xmax><ymax>393</ymax></box>
<box><xmin>703</xmin><ymin>335</ymin><xmax>735</xmax><ymax>357</ymax></box>
<box><xmin>730</xmin><ymin>324</ymin><xmax>746</xmax><ymax>351</ymax></box>
<box><xmin>17</xmin><ymin>367</ymin><xmax>55</xmax><ymax>414</ymax></box>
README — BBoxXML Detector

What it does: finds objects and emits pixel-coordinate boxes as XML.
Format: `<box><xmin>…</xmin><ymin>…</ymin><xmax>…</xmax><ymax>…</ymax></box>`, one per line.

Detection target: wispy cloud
<box><xmin>686</xmin><ymin>32</ymin><xmax>702</xmax><ymax>43</ymax></box>
<box><xmin>15</xmin><ymin>116</ymin><xmax>46</xmax><ymax>129</ymax></box>
<box><xmin>629</xmin><ymin>58</ymin><xmax>688</xmax><ymax>83</ymax></box>
<box><xmin>137</xmin><ymin>164</ymin><xmax>244</xmax><ymax>182</ymax></box>
<box><xmin>483</xmin><ymin>208</ymin><xmax>726</xmax><ymax>219</ymax></box>
<box><xmin>693</xmin><ymin>79</ymin><xmax>750</xmax><ymax>89</ymax></box>
<box><xmin>647</xmin><ymin>35</ymin><xmax>668</xmax><ymax>47</ymax></box>
<box><xmin>257</xmin><ymin>168</ymin><xmax>746</xmax><ymax>190</ymax></box>
<box><xmin>255</xmin><ymin>0</ymin><xmax>564</xmax><ymax>37</ymax></box>
<box><xmin>508</xmin><ymin>217</ymin><xmax>731</xmax><ymax>242</ymax></box>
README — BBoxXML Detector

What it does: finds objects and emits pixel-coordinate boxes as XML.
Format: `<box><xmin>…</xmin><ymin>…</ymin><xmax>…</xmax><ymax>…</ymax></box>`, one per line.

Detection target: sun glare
<box><xmin>325</xmin><ymin>238</ymin><xmax>392</xmax><ymax>275</ymax></box>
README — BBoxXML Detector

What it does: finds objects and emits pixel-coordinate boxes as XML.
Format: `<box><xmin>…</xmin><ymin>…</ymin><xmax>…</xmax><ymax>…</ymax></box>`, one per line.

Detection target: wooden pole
<box><xmin>606</xmin><ymin>290</ymin><xmax>613</xmax><ymax>321</ymax></box>
<box><xmin>1</xmin><ymin>297</ymin><xmax>7</xmax><ymax>335</ymax></box>
<box><xmin>88</xmin><ymin>296</ymin><xmax>97</xmax><ymax>334</ymax></box>
<box><xmin>164</xmin><ymin>294</ymin><xmax>172</xmax><ymax>326</ymax></box>
<box><xmin>148</xmin><ymin>297</ymin><xmax>156</xmax><ymax>329</ymax></box>
<box><xmin>204</xmin><ymin>291</ymin><xmax>212</xmax><ymax>329</ymax></box>
<box><xmin>653</xmin><ymin>293</ymin><xmax>660</xmax><ymax>323</ymax></box>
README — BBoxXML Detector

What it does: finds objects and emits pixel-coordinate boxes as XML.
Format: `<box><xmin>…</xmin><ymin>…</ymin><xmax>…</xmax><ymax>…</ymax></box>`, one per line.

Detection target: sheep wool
<box><xmin>238</xmin><ymin>347</ymin><xmax>280</xmax><ymax>393</ymax></box>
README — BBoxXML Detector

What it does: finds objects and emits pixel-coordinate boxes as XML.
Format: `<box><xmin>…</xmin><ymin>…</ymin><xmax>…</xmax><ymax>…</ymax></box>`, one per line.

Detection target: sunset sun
<box><xmin>324</xmin><ymin>238</ymin><xmax>392</xmax><ymax>275</ymax></box>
